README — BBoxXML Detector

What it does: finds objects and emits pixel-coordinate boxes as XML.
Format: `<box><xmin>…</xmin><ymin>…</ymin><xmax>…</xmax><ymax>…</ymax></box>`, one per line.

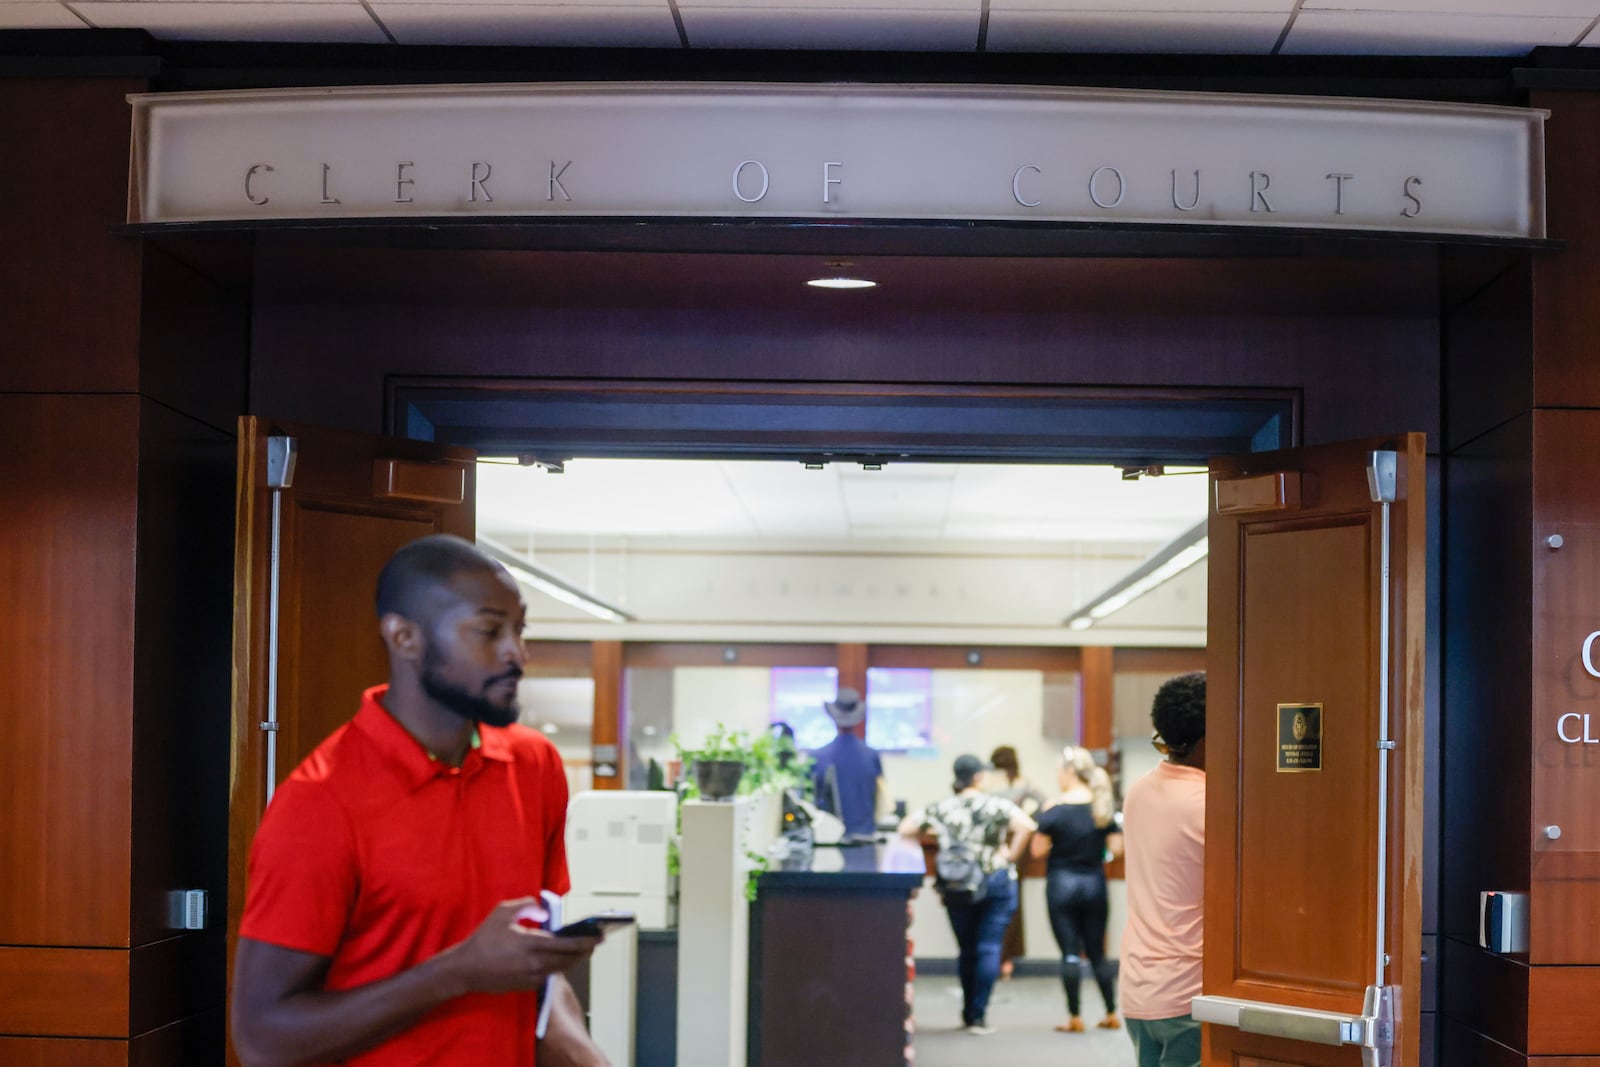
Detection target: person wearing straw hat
<box><xmin>807</xmin><ymin>687</ymin><xmax>886</xmax><ymax>840</ymax></box>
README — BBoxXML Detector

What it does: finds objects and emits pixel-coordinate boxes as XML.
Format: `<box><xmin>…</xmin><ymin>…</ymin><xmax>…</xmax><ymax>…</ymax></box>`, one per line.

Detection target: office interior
<box><xmin>495</xmin><ymin>458</ymin><xmax>1205</xmax><ymax>967</ymax></box>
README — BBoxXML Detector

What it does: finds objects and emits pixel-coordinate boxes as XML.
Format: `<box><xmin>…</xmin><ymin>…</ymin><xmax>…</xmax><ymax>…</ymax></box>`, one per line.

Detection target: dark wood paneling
<box><xmin>0</xmin><ymin>947</ymin><xmax>130</xmax><ymax>1037</ymax></box>
<box><xmin>0</xmin><ymin>79</ymin><xmax>145</xmax><ymax>393</ymax></box>
<box><xmin>137</xmin><ymin>242</ymin><xmax>252</xmax><ymax>436</ymax></box>
<box><xmin>251</xmin><ymin>245</ymin><xmax>1441</xmax><ymax>451</ymax></box>
<box><xmin>870</xmin><ymin>644</ymin><xmax>1082</xmax><ymax>671</ymax></box>
<box><xmin>1532</xmin><ymin>92</ymin><xmax>1600</xmax><ymax>409</ymax></box>
<box><xmin>1080</xmin><ymin>646</ymin><xmax>1113</xmax><ymax>750</ymax></box>
<box><xmin>1443</xmin><ymin>256</ymin><xmax>1532</xmax><ymax>451</ymax></box>
<box><xmin>1112</xmin><ymin>647</ymin><xmax>1205</xmax><ymax>675</ymax></box>
<box><xmin>591</xmin><ymin>640</ymin><xmax>623</xmax><ymax>789</ymax></box>
<box><xmin>1530</xmin><ymin>967</ymin><xmax>1600</xmax><ymax>1055</ymax></box>
<box><xmin>1439</xmin><ymin>1016</ymin><xmax>1531</xmax><ymax>1067</ymax></box>
<box><xmin>0</xmin><ymin>1038</ymin><xmax>127</xmax><ymax>1067</ymax></box>
<box><xmin>0</xmin><ymin>396</ymin><xmax>138</xmax><ymax>947</ymax></box>
<box><xmin>621</xmin><ymin>642</ymin><xmax>835</xmax><ymax>669</ymax></box>
<box><xmin>751</xmin><ymin>890</ymin><xmax>908</xmax><ymax>1066</ymax></box>
<box><xmin>130</xmin><ymin>402</ymin><xmax>236</xmax><ymax>954</ymax></box>
<box><xmin>130</xmin><ymin>1008</ymin><xmax>226</xmax><ymax>1067</ymax></box>
<box><xmin>129</xmin><ymin>931</ymin><xmax>225</xmax><ymax>1039</ymax></box>
<box><xmin>1442</xmin><ymin>416</ymin><xmax>1533</xmax><ymax>945</ymax></box>
<box><xmin>1530</xmin><ymin>409</ymin><xmax>1600</xmax><ymax>962</ymax></box>
<box><xmin>1440</xmin><ymin>934</ymin><xmax>1529</xmax><ymax>1055</ymax></box>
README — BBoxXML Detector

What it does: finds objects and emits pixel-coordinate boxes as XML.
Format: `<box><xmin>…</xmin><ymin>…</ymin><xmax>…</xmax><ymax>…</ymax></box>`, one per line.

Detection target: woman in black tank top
<box><xmin>1029</xmin><ymin>745</ymin><xmax>1124</xmax><ymax>1033</ymax></box>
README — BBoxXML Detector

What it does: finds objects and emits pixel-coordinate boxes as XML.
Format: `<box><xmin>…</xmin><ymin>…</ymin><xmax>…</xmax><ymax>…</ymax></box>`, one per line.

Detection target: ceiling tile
<box><xmin>840</xmin><ymin>467</ymin><xmax>956</xmax><ymax>532</ymax></box>
<box><xmin>1283</xmin><ymin>10</ymin><xmax>1591</xmax><ymax>54</ymax></box>
<box><xmin>0</xmin><ymin>3</ymin><xmax>83</xmax><ymax>27</ymax></box>
<box><xmin>73</xmin><ymin>1</ymin><xmax>386</xmax><ymax>41</ymax></box>
<box><xmin>477</xmin><ymin>458</ymin><xmax>758</xmax><ymax>538</ymax></box>
<box><xmin>678</xmin><ymin>6</ymin><xmax>980</xmax><ymax>50</ymax></box>
<box><xmin>1304</xmin><ymin>0</ymin><xmax>1598</xmax><ymax>15</ymax></box>
<box><xmin>985</xmin><ymin>11</ymin><xmax>1286</xmax><ymax>52</ymax></box>
<box><xmin>374</xmin><ymin>3</ymin><xmax>680</xmax><ymax>46</ymax></box>
<box><xmin>683</xmin><ymin>0</ymin><xmax>972</xmax><ymax>9</ymax></box>
<box><xmin>719</xmin><ymin>461</ymin><xmax>851</xmax><ymax>539</ymax></box>
<box><xmin>989</xmin><ymin>0</ymin><xmax>1291</xmax><ymax>12</ymax></box>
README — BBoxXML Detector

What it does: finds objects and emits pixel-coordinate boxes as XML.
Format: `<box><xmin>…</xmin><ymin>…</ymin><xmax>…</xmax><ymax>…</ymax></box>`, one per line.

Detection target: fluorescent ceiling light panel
<box><xmin>477</xmin><ymin>534</ymin><xmax>637</xmax><ymax>624</ymax></box>
<box><xmin>1064</xmin><ymin>519</ymin><xmax>1208</xmax><ymax>629</ymax></box>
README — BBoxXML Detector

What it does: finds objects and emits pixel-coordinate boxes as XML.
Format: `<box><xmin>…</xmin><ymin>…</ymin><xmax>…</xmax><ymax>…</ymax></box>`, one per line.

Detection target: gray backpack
<box><xmin>934</xmin><ymin>837</ymin><xmax>988</xmax><ymax>905</ymax></box>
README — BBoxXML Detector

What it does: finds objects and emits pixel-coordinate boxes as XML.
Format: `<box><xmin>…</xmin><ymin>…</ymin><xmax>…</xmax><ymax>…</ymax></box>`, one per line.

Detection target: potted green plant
<box><xmin>684</xmin><ymin>723</ymin><xmax>746</xmax><ymax>800</ymax></box>
<box><xmin>669</xmin><ymin>725</ymin><xmax>813</xmax><ymax>901</ymax></box>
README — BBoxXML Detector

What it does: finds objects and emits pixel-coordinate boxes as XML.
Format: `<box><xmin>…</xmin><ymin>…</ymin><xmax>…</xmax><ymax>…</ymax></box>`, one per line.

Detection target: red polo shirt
<box><xmin>240</xmin><ymin>685</ymin><xmax>571</xmax><ymax>1067</ymax></box>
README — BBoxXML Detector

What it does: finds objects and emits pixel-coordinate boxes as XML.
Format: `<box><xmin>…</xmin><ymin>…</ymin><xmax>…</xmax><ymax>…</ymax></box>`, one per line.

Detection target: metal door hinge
<box><xmin>259</xmin><ymin>721</ymin><xmax>280</xmax><ymax>732</ymax></box>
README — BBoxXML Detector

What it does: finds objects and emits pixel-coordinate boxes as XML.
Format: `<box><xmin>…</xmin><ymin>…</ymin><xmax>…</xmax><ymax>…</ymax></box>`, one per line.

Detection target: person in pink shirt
<box><xmin>1119</xmin><ymin>672</ymin><xmax>1206</xmax><ymax>1067</ymax></box>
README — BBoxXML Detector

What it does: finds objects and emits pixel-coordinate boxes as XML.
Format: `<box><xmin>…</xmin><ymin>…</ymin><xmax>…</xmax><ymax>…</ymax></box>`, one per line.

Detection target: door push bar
<box><xmin>1192</xmin><ymin>986</ymin><xmax>1396</xmax><ymax>1067</ymax></box>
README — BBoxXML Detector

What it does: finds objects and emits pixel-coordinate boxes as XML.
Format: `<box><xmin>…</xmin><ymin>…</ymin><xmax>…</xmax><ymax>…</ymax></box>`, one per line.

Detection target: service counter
<box><xmin>748</xmin><ymin>839</ymin><xmax>926</xmax><ymax>1067</ymax></box>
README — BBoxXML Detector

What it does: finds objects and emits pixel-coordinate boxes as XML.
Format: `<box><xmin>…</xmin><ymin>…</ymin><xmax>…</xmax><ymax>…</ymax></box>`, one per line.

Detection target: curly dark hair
<box><xmin>1151</xmin><ymin>672</ymin><xmax>1206</xmax><ymax>755</ymax></box>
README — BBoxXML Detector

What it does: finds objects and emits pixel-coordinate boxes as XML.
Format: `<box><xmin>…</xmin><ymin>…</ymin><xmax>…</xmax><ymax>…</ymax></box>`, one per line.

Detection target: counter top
<box><xmin>758</xmin><ymin>837</ymin><xmax>926</xmax><ymax>892</ymax></box>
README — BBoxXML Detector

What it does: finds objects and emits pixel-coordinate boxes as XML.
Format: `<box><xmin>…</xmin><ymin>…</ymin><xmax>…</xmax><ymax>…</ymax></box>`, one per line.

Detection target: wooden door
<box><xmin>227</xmin><ymin>417</ymin><xmax>475</xmax><ymax>1064</ymax></box>
<box><xmin>1199</xmin><ymin>435</ymin><xmax>1425</xmax><ymax>1067</ymax></box>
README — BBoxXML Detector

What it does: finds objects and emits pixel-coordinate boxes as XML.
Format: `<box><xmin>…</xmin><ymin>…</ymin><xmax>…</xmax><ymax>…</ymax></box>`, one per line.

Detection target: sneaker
<box><xmin>965</xmin><ymin>1023</ymin><xmax>996</xmax><ymax>1036</ymax></box>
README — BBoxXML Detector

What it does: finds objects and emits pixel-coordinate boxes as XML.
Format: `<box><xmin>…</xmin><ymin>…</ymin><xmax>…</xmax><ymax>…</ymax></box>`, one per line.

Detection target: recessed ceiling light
<box><xmin>807</xmin><ymin>276</ymin><xmax>877</xmax><ymax>290</ymax></box>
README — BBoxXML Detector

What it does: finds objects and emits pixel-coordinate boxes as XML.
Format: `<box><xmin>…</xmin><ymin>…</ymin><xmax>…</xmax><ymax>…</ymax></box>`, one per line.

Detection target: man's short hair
<box><xmin>1151</xmin><ymin>672</ymin><xmax>1206</xmax><ymax>753</ymax></box>
<box><xmin>375</xmin><ymin>534</ymin><xmax>499</xmax><ymax>621</ymax></box>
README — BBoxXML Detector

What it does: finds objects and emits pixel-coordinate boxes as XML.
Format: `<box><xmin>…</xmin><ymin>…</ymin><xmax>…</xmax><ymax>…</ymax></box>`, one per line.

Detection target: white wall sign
<box><xmin>128</xmin><ymin>83</ymin><xmax>1546</xmax><ymax>240</ymax></box>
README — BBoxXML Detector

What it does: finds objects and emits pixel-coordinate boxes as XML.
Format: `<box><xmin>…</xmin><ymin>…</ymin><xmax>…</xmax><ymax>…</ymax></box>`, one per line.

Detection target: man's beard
<box><xmin>420</xmin><ymin>646</ymin><xmax>522</xmax><ymax>728</ymax></box>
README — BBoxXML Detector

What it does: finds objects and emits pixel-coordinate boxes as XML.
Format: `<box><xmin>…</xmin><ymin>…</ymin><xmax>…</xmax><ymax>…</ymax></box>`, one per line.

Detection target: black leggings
<box><xmin>1045</xmin><ymin>866</ymin><xmax>1116</xmax><ymax>1017</ymax></box>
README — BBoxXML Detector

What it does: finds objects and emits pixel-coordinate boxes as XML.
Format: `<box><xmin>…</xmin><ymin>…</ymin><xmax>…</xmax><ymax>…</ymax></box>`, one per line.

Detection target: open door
<box><xmin>1198</xmin><ymin>435</ymin><xmax>1425</xmax><ymax>1067</ymax></box>
<box><xmin>226</xmin><ymin>417</ymin><xmax>476</xmax><ymax>1065</ymax></box>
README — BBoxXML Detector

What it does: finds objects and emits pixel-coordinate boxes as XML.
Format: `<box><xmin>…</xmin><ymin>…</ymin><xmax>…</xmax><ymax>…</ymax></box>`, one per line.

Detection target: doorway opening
<box><xmin>477</xmin><ymin>452</ymin><xmax>1210</xmax><ymax>1067</ymax></box>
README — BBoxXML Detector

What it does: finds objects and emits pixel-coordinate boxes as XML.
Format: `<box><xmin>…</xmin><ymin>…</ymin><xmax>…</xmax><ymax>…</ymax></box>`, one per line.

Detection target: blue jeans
<box><xmin>943</xmin><ymin>869</ymin><xmax>1018</xmax><ymax>1026</ymax></box>
<box><xmin>1126</xmin><ymin>1014</ymin><xmax>1201</xmax><ymax>1067</ymax></box>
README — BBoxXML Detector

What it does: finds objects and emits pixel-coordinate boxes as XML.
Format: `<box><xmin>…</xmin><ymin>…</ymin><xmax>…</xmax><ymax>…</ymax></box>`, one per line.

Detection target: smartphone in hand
<box><xmin>552</xmin><ymin>913</ymin><xmax>636</xmax><ymax>938</ymax></box>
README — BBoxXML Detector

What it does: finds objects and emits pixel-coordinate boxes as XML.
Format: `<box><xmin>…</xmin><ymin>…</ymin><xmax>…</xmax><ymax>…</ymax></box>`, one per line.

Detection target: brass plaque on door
<box><xmin>1277</xmin><ymin>703</ymin><xmax>1323</xmax><ymax>772</ymax></box>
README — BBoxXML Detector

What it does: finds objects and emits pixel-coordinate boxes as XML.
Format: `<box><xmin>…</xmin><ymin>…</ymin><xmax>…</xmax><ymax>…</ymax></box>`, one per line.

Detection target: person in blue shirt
<box><xmin>808</xmin><ymin>688</ymin><xmax>886</xmax><ymax>840</ymax></box>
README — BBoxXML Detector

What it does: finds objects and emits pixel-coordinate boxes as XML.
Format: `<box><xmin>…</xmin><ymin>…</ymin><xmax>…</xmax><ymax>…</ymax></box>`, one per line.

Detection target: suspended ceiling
<box><xmin>7</xmin><ymin>0</ymin><xmax>1600</xmax><ymax>56</ymax></box>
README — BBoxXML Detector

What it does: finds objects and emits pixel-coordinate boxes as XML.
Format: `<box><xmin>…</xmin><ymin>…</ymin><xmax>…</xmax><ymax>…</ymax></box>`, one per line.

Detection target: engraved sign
<box><xmin>1277</xmin><ymin>703</ymin><xmax>1323</xmax><ymax>772</ymax></box>
<box><xmin>127</xmin><ymin>84</ymin><xmax>1546</xmax><ymax>239</ymax></box>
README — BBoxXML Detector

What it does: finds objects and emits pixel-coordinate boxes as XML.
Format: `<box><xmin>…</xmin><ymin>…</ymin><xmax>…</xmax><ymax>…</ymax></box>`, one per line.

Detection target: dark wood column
<box><xmin>836</xmin><ymin>643</ymin><xmax>868</xmax><ymax>738</ymax></box>
<box><xmin>0</xmin><ymin>76</ymin><xmax>248</xmax><ymax>1066</ymax></box>
<box><xmin>591</xmin><ymin>640</ymin><xmax>625</xmax><ymax>789</ymax></box>
<box><xmin>1079</xmin><ymin>645</ymin><xmax>1114</xmax><ymax>750</ymax></box>
<box><xmin>1440</xmin><ymin>88</ymin><xmax>1600</xmax><ymax>1064</ymax></box>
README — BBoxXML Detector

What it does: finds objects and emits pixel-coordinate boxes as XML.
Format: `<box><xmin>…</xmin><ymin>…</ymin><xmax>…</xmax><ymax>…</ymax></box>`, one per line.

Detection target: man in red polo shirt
<box><xmin>232</xmin><ymin>535</ymin><xmax>609</xmax><ymax>1067</ymax></box>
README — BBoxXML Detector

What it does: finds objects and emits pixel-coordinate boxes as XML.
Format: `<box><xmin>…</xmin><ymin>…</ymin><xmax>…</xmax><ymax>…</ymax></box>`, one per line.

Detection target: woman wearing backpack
<box><xmin>899</xmin><ymin>754</ymin><xmax>1037</xmax><ymax>1035</ymax></box>
<box><xmin>1030</xmin><ymin>745</ymin><xmax>1124</xmax><ymax>1034</ymax></box>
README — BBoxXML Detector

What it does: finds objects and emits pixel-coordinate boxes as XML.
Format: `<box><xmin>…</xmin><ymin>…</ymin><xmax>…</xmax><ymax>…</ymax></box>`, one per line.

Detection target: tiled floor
<box><xmin>912</xmin><ymin>974</ymin><xmax>1136</xmax><ymax>1067</ymax></box>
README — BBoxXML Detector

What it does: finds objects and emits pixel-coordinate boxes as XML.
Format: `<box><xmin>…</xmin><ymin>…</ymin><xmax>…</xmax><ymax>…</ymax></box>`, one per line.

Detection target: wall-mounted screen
<box><xmin>866</xmin><ymin>667</ymin><xmax>934</xmax><ymax>752</ymax></box>
<box><xmin>771</xmin><ymin>666</ymin><xmax>840</xmax><ymax>751</ymax></box>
